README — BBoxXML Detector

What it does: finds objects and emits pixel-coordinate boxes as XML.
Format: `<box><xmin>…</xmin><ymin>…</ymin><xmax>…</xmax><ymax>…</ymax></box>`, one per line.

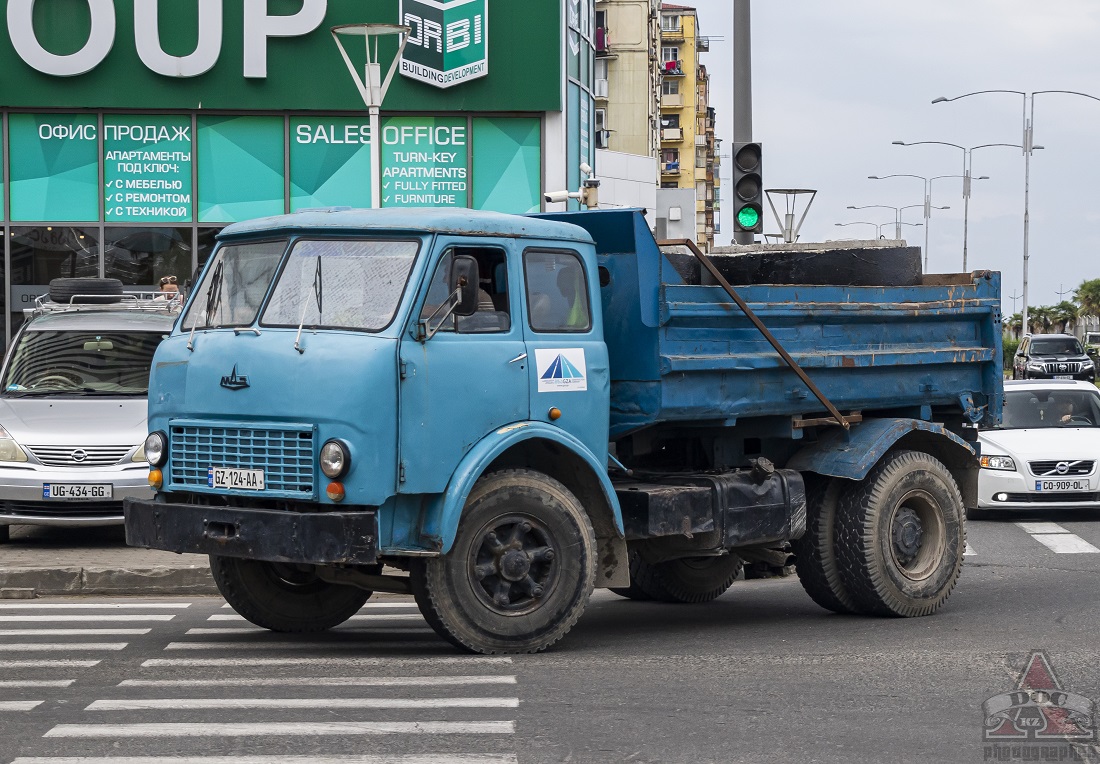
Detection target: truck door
<box><xmin>520</xmin><ymin>246</ymin><xmax>610</xmax><ymax>461</ymax></box>
<box><xmin>397</xmin><ymin>240</ymin><xmax>529</xmax><ymax>494</ymax></box>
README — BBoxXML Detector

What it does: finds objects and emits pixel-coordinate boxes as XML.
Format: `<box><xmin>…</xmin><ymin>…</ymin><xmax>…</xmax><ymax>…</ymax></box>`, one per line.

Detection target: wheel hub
<box><xmin>892</xmin><ymin>506</ymin><xmax>923</xmax><ymax>566</ymax></box>
<box><xmin>471</xmin><ymin>517</ymin><xmax>557</xmax><ymax>613</ymax></box>
<box><xmin>499</xmin><ymin>550</ymin><xmax>532</xmax><ymax>582</ymax></box>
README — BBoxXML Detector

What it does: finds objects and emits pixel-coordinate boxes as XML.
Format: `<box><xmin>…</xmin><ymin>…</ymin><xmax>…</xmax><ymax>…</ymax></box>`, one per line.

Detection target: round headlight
<box><xmin>320</xmin><ymin>440</ymin><xmax>350</xmax><ymax>479</ymax></box>
<box><xmin>145</xmin><ymin>431</ymin><xmax>167</xmax><ymax>468</ymax></box>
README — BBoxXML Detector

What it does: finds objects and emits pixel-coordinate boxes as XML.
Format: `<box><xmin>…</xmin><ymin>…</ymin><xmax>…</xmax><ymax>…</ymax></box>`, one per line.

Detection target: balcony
<box><xmin>594</xmin><ymin>78</ymin><xmax>609</xmax><ymax>99</ymax></box>
<box><xmin>695</xmin><ymin>134</ymin><xmax>706</xmax><ymax>147</ymax></box>
<box><xmin>697</xmin><ymin>36</ymin><xmax>710</xmax><ymax>53</ymax></box>
<box><xmin>661</xmin><ymin>59</ymin><xmax>684</xmax><ymax>77</ymax></box>
<box><xmin>661</xmin><ymin>161</ymin><xmax>681</xmax><ymax>176</ymax></box>
<box><xmin>661</xmin><ymin>92</ymin><xmax>683</xmax><ymax>108</ymax></box>
<box><xmin>661</xmin><ymin>127</ymin><xmax>683</xmax><ymax>141</ymax></box>
<box><xmin>661</xmin><ymin>22</ymin><xmax>684</xmax><ymax>40</ymax></box>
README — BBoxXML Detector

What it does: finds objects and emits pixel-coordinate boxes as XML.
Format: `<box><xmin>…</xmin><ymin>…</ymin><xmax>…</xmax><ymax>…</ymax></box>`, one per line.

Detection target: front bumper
<box><xmin>124</xmin><ymin>499</ymin><xmax>378</xmax><ymax>565</ymax></box>
<box><xmin>977</xmin><ymin>468</ymin><xmax>1100</xmax><ymax>510</ymax></box>
<box><xmin>0</xmin><ymin>466</ymin><xmax>154</xmax><ymax>527</ymax></box>
<box><xmin>1023</xmin><ymin>369</ymin><xmax>1095</xmax><ymax>382</ymax></box>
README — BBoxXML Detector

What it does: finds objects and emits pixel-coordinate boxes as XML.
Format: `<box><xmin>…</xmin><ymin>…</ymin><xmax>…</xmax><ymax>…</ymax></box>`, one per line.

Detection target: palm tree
<box><xmin>1052</xmin><ymin>301</ymin><xmax>1079</xmax><ymax>334</ymax></box>
<box><xmin>1028</xmin><ymin>305</ymin><xmax>1054</xmax><ymax>334</ymax></box>
<box><xmin>1075</xmin><ymin>279</ymin><xmax>1100</xmax><ymax>318</ymax></box>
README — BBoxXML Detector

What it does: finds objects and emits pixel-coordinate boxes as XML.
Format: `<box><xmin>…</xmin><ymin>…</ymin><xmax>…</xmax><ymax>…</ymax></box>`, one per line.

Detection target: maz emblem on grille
<box><xmin>220</xmin><ymin>365</ymin><xmax>250</xmax><ymax>391</ymax></box>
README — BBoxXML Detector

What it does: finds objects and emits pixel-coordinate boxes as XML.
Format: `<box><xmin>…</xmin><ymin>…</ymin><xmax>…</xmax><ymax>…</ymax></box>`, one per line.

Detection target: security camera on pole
<box><xmin>545</xmin><ymin>163</ymin><xmax>600</xmax><ymax>208</ymax></box>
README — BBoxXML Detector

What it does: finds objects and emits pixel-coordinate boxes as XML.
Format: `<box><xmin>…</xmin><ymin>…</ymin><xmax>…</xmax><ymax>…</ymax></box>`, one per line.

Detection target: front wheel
<box><xmin>835</xmin><ymin>450</ymin><xmax>965</xmax><ymax>617</ymax></box>
<box><xmin>210</xmin><ymin>556</ymin><xmax>373</xmax><ymax>632</ymax></box>
<box><xmin>411</xmin><ymin>469</ymin><xmax>596</xmax><ymax>654</ymax></box>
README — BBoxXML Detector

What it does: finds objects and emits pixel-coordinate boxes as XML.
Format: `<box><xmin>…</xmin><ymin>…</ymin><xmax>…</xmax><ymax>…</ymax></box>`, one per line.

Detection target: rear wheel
<box><xmin>835</xmin><ymin>450</ymin><xmax>965</xmax><ymax>617</ymax></box>
<box><xmin>209</xmin><ymin>556</ymin><xmax>373</xmax><ymax>632</ymax></box>
<box><xmin>792</xmin><ymin>477</ymin><xmax>859</xmax><ymax>614</ymax></box>
<box><xmin>411</xmin><ymin>469</ymin><xmax>596</xmax><ymax>654</ymax></box>
<box><xmin>647</xmin><ymin>555</ymin><xmax>742</xmax><ymax>603</ymax></box>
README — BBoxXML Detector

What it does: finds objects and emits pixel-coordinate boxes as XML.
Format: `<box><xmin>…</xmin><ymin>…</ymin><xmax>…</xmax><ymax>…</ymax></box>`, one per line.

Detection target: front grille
<box><xmin>1043</xmin><ymin>361</ymin><xmax>1083</xmax><ymax>374</ymax></box>
<box><xmin>0</xmin><ymin>501</ymin><xmax>124</xmax><ymax>519</ymax></box>
<box><xmin>169</xmin><ymin>424</ymin><xmax>315</xmax><ymax>496</ymax></box>
<box><xmin>26</xmin><ymin>446</ymin><xmax>132</xmax><ymax>467</ymax></box>
<box><xmin>1003</xmin><ymin>493</ymin><xmax>1100</xmax><ymax>504</ymax></box>
<box><xmin>1029</xmin><ymin>460</ymin><xmax>1095</xmax><ymax>476</ymax></box>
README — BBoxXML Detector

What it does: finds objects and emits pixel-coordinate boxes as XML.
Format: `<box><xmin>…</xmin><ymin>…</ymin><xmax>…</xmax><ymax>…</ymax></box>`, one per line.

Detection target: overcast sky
<box><xmin>688</xmin><ymin>0</ymin><xmax>1100</xmax><ymax>312</ymax></box>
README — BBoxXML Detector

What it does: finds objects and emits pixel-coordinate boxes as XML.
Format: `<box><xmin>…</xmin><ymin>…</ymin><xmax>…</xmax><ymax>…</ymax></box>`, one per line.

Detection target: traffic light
<box><xmin>732</xmin><ymin>142</ymin><xmax>763</xmax><ymax>233</ymax></box>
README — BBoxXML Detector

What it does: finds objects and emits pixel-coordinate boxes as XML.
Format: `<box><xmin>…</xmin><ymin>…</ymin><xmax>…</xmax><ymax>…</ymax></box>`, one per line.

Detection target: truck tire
<box><xmin>791</xmin><ymin>477</ymin><xmax>859</xmax><ymax>614</ymax></box>
<box><xmin>48</xmin><ymin>277</ymin><xmax>123</xmax><ymax>304</ymax></box>
<box><xmin>835</xmin><ymin>450</ymin><xmax>965</xmax><ymax>617</ymax></box>
<box><xmin>608</xmin><ymin>552</ymin><xmax>661</xmax><ymax>601</ymax></box>
<box><xmin>209</xmin><ymin>556</ymin><xmax>373</xmax><ymax>632</ymax></box>
<box><xmin>410</xmin><ymin>469</ymin><xmax>596</xmax><ymax>654</ymax></box>
<box><xmin>646</xmin><ymin>555</ymin><xmax>743</xmax><ymax>603</ymax></box>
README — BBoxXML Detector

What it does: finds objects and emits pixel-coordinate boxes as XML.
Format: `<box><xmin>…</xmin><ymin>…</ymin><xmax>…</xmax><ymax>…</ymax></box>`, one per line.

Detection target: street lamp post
<box><xmin>847</xmin><ymin>203</ymin><xmax>947</xmax><ymax>243</ymax></box>
<box><xmin>867</xmin><ymin>174</ymin><xmax>973</xmax><ymax>271</ymax></box>
<box><xmin>835</xmin><ymin>221</ymin><xmax>922</xmax><ymax>239</ymax></box>
<box><xmin>892</xmin><ymin>140</ymin><xmax>1030</xmax><ymax>271</ymax></box>
<box><xmin>932</xmin><ymin>89</ymin><xmax>1100</xmax><ymax>335</ymax></box>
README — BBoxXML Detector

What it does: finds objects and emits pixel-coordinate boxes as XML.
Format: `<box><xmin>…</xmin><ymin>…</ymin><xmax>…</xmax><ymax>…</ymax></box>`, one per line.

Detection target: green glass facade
<box><xmin>0</xmin><ymin>0</ymin><xmax>595</xmax><ymax>345</ymax></box>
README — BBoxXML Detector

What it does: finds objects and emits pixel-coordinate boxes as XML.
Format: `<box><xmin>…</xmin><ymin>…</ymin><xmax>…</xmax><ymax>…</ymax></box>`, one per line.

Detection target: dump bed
<box><xmin>538</xmin><ymin>210</ymin><xmax>1002</xmax><ymax>440</ymax></box>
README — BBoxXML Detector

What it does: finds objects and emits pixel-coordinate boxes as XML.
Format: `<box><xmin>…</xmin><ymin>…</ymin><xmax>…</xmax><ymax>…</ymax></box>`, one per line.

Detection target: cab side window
<box><xmin>419</xmin><ymin>246</ymin><xmax>510</xmax><ymax>334</ymax></box>
<box><xmin>524</xmin><ymin>250</ymin><xmax>591</xmax><ymax>333</ymax></box>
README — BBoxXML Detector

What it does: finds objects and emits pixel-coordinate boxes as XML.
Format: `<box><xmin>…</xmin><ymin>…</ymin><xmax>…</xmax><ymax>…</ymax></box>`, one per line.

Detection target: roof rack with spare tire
<box><xmin>27</xmin><ymin>278</ymin><xmax>182</xmax><ymax>317</ymax></box>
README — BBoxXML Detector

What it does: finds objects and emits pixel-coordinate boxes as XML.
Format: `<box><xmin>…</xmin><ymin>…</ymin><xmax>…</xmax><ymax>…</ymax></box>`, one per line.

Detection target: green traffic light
<box><xmin>736</xmin><ymin>205</ymin><xmax>760</xmax><ymax>230</ymax></box>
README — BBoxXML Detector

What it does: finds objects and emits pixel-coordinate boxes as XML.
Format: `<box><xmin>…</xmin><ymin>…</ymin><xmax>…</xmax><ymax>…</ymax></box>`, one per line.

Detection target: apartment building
<box><xmin>658</xmin><ymin>3</ymin><xmax>720</xmax><ymax>250</ymax></box>
<box><xmin>594</xmin><ymin>0</ymin><xmax>661</xmax><ymax>158</ymax></box>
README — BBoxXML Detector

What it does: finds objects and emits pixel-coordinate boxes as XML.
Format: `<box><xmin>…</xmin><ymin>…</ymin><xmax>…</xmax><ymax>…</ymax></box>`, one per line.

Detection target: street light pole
<box><xmin>866</xmin><ymin>174</ymin><xmax>964</xmax><ymax>270</ymax></box>
<box><xmin>933</xmin><ymin>89</ymin><xmax>1100</xmax><ymax>335</ymax></box>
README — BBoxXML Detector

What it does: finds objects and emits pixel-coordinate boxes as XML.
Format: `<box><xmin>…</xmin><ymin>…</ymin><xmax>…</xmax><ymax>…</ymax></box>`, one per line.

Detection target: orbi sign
<box><xmin>400</xmin><ymin>0</ymin><xmax>487</xmax><ymax>89</ymax></box>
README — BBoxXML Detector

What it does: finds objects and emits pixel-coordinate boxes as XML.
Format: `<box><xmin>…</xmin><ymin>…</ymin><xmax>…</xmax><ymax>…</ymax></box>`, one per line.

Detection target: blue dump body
<box><xmin>539</xmin><ymin>209</ymin><xmax>1003</xmax><ymax>438</ymax></box>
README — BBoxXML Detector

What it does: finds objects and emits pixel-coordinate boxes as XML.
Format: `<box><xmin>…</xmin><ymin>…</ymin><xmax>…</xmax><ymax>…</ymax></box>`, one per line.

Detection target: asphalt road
<box><xmin>4</xmin><ymin>509</ymin><xmax>1100</xmax><ymax>764</ymax></box>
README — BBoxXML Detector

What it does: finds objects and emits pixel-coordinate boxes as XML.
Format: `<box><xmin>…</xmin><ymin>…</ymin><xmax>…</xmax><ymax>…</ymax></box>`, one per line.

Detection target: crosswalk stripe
<box><xmin>142</xmin><ymin>657</ymin><xmax>511</xmax><ymax>668</ymax></box>
<box><xmin>185</xmin><ymin>628</ymin><xmax>435</xmax><ymax>636</ymax></box>
<box><xmin>218</xmin><ymin>602</ymin><xmax>420</xmax><ymax>609</ymax></box>
<box><xmin>0</xmin><ymin>603</ymin><xmax>189</xmax><ymax>610</ymax></box>
<box><xmin>119</xmin><ymin>676</ymin><xmax>517</xmax><ymax>688</ymax></box>
<box><xmin>1015</xmin><ymin>521</ymin><xmax>1068</xmax><ymax>534</ymax></box>
<box><xmin>0</xmin><ymin>643</ymin><xmax>127</xmax><ymax>652</ymax></box>
<box><xmin>0</xmin><ymin>701</ymin><xmax>44</xmax><ymax>711</ymax></box>
<box><xmin>0</xmin><ymin>629</ymin><xmax>151</xmax><ymax>636</ymax></box>
<box><xmin>45</xmin><ymin>721</ymin><xmax>516</xmax><ymax>737</ymax></box>
<box><xmin>164</xmin><ymin>641</ymin><xmax>442</xmax><ymax>651</ymax></box>
<box><xmin>87</xmin><ymin>697</ymin><xmax>520</xmax><ymax>711</ymax></box>
<box><xmin>1015</xmin><ymin>522</ymin><xmax>1100</xmax><ymax>554</ymax></box>
<box><xmin>0</xmin><ymin>615</ymin><xmax>175</xmax><ymax>622</ymax></box>
<box><xmin>964</xmin><ymin>542</ymin><xmax>976</xmax><ymax>556</ymax></box>
<box><xmin>207</xmin><ymin>614</ymin><xmax>422</xmax><ymax>622</ymax></box>
<box><xmin>12</xmin><ymin>756</ymin><xmax>518</xmax><ymax>763</ymax></box>
<box><xmin>1030</xmin><ymin>533</ymin><xmax>1100</xmax><ymax>554</ymax></box>
<box><xmin>0</xmin><ymin>680</ymin><xmax>74</xmax><ymax>688</ymax></box>
<box><xmin>0</xmin><ymin>660</ymin><xmax>100</xmax><ymax>668</ymax></box>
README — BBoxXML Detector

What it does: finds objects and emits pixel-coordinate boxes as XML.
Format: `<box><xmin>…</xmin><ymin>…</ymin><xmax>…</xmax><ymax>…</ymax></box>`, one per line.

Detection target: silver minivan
<box><xmin>0</xmin><ymin>279</ymin><xmax>177</xmax><ymax>542</ymax></box>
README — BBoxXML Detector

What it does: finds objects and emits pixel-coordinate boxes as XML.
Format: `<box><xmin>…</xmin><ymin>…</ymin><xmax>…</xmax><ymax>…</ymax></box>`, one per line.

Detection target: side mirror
<box><xmin>450</xmin><ymin>255</ymin><xmax>480</xmax><ymax>318</ymax></box>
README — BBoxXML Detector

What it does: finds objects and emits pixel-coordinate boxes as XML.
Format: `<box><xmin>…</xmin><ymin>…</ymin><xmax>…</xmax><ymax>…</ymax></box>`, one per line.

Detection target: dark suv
<box><xmin>1013</xmin><ymin>334</ymin><xmax>1096</xmax><ymax>382</ymax></box>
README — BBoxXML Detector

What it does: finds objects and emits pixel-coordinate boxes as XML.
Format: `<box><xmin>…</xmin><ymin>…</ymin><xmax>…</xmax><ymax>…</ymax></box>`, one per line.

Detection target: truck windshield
<box><xmin>2</xmin><ymin>330</ymin><xmax>164</xmax><ymax>396</ymax></box>
<box><xmin>1030</xmin><ymin>338</ymin><xmax>1083</xmax><ymax>355</ymax></box>
<box><xmin>999</xmin><ymin>390</ymin><xmax>1100</xmax><ymax>429</ymax></box>
<box><xmin>182</xmin><ymin>240</ymin><xmax>289</xmax><ymax>329</ymax></box>
<box><xmin>261</xmin><ymin>239</ymin><xmax>419</xmax><ymax>332</ymax></box>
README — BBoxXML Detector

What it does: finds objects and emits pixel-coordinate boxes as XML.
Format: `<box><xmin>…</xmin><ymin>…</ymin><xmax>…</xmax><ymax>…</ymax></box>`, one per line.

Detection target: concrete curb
<box><xmin>0</xmin><ymin>565</ymin><xmax>217</xmax><ymax>597</ymax></box>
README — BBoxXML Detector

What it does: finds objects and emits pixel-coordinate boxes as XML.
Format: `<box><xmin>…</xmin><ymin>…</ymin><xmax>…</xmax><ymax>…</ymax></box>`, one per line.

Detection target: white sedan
<box><xmin>971</xmin><ymin>379</ymin><xmax>1100</xmax><ymax>519</ymax></box>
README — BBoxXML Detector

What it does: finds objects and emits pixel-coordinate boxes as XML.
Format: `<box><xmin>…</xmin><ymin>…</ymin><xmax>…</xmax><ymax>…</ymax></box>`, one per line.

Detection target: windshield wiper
<box><xmin>188</xmin><ymin>260</ymin><xmax>224</xmax><ymax>352</ymax></box>
<box><xmin>294</xmin><ymin>256</ymin><xmax>323</xmax><ymax>355</ymax></box>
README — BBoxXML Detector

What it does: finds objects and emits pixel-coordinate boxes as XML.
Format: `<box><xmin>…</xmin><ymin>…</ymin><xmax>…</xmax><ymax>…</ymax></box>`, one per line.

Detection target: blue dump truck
<box><xmin>125</xmin><ymin>208</ymin><xmax>1002</xmax><ymax>654</ymax></box>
